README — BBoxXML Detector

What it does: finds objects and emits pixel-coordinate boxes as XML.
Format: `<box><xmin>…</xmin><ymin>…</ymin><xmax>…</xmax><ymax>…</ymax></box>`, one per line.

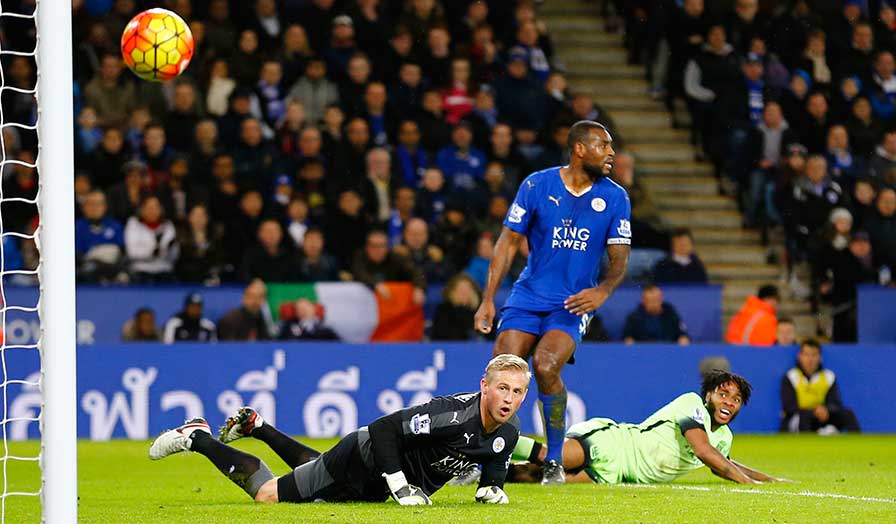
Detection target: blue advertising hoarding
<box><xmin>5</xmin><ymin>342</ymin><xmax>893</xmax><ymax>441</ymax></box>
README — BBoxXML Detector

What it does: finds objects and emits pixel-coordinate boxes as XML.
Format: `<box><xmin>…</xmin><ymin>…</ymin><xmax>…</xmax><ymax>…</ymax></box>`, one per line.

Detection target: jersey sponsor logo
<box><xmin>492</xmin><ymin>436</ymin><xmax>505</xmax><ymax>453</ymax></box>
<box><xmin>410</xmin><ymin>413</ymin><xmax>431</xmax><ymax>435</ymax></box>
<box><xmin>449</xmin><ymin>412</ymin><xmax>460</xmax><ymax>424</ymax></box>
<box><xmin>591</xmin><ymin>197</ymin><xmax>606</xmax><ymax>212</ymax></box>
<box><xmin>508</xmin><ymin>203</ymin><xmax>527</xmax><ymax>224</ymax></box>
<box><xmin>548</xmin><ymin>195</ymin><xmax>561</xmax><ymax>207</ymax></box>
<box><xmin>464</xmin><ymin>432</ymin><xmax>474</xmax><ymax>444</ymax></box>
<box><xmin>552</xmin><ymin>220</ymin><xmax>591</xmax><ymax>251</ymax></box>
<box><xmin>616</xmin><ymin>219</ymin><xmax>632</xmax><ymax>238</ymax></box>
<box><xmin>691</xmin><ymin>407</ymin><xmax>706</xmax><ymax>425</ymax></box>
<box><xmin>432</xmin><ymin>455</ymin><xmax>477</xmax><ymax>476</ymax></box>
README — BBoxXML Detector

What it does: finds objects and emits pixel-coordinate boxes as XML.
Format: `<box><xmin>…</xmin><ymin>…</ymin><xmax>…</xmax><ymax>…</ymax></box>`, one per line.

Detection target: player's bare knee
<box><xmin>254</xmin><ymin>479</ymin><xmax>279</xmax><ymax>503</ymax></box>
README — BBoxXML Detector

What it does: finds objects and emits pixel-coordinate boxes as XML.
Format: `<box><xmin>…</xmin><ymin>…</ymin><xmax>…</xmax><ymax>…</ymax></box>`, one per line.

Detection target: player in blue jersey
<box><xmin>474</xmin><ymin>120</ymin><xmax>631</xmax><ymax>485</ymax></box>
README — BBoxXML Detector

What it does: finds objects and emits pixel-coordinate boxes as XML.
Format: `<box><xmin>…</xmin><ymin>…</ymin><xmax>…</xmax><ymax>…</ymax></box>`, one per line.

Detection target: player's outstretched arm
<box><xmin>684</xmin><ymin>428</ymin><xmax>758</xmax><ymax>484</ymax></box>
<box><xmin>565</xmin><ymin>244</ymin><xmax>630</xmax><ymax>315</ymax></box>
<box><xmin>475</xmin><ymin>227</ymin><xmax>525</xmax><ymax>333</ymax></box>
<box><xmin>730</xmin><ymin>460</ymin><xmax>789</xmax><ymax>482</ymax></box>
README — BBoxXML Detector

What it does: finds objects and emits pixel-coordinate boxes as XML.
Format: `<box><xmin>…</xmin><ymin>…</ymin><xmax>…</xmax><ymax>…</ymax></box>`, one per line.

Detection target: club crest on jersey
<box><xmin>591</xmin><ymin>197</ymin><xmax>606</xmax><ymax>212</ymax></box>
<box><xmin>552</xmin><ymin>219</ymin><xmax>590</xmax><ymax>251</ymax></box>
<box><xmin>617</xmin><ymin>219</ymin><xmax>632</xmax><ymax>238</ymax></box>
<box><xmin>410</xmin><ymin>413</ymin><xmax>431</xmax><ymax>435</ymax></box>
<box><xmin>508</xmin><ymin>203</ymin><xmax>526</xmax><ymax>224</ymax></box>
<box><xmin>492</xmin><ymin>437</ymin><xmax>506</xmax><ymax>453</ymax></box>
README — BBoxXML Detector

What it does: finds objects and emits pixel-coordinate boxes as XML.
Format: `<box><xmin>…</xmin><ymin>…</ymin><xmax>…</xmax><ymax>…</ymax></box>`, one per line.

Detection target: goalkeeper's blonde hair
<box><xmin>483</xmin><ymin>354</ymin><xmax>531</xmax><ymax>383</ymax></box>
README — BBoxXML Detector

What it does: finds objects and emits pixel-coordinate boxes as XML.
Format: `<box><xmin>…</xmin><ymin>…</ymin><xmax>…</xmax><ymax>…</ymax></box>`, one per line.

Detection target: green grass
<box><xmin>6</xmin><ymin>435</ymin><xmax>896</xmax><ymax>523</ymax></box>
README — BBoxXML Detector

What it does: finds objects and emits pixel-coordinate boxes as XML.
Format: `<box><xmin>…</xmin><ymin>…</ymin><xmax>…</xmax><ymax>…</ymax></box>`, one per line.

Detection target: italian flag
<box><xmin>267</xmin><ymin>282</ymin><xmax>424</xmax><ymax>342</ymax></box>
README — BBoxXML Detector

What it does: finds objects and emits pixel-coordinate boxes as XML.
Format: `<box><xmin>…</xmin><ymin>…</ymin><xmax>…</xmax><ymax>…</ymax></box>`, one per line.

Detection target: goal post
<box><xmin>35</xmin><ymin>1</ymin><xmax>77</xmax><ymax>523</ymax></box>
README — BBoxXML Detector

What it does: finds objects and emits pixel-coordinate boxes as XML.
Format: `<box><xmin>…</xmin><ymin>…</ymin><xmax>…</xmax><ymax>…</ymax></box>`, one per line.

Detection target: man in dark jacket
<box><xmin>278</xmin><ymin>298</ymin><xmax>339</xmax><ymax>341</ymax></box>
<box><xmin>493</xmin><ymin>47</ymin><xmax>548</xmax><ymax>133</ymax></box>
<box><xmin>622</xmin><ymin>285</ymin><xmax>690</xmax><ymax>344</ymax></box>
<box><xmin>652</xmin><ymin>228</ymin><xmax>708</xmax><ymax>284</ymax></box>
<box><xmin>350</xmin><ymin>230</ymin><xmax>426</xmax><ymax>306</ymax></box>
<box><xmin>818</xmin><ymin>232</ymin><xmax>879</xmax><ymax>342</ymax></box>
<box><xmin>780</xmin><ymin>340</ymin><xmax>860</xmax><ymax>434</ymax></box>
<box><xmin>217</xmin><ymin>280</ymin><xmax>272</xmax><ymax>341</ymax></box>
<box><xmin>163</xmin><ymin>293</ymin><xmax>217</xmax><ymax>343</ymax></box>
<box><xmin>242</xmin><ymin>219</ymin><xmax>300</xmax><ymax>282</ymax></box>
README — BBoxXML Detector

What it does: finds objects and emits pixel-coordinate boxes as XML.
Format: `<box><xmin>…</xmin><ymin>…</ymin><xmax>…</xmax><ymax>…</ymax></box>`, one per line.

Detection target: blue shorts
<box><xmin>496</xmin><ymin>306</ymin><xmax>592</xmax><ymax>344</ymax></box>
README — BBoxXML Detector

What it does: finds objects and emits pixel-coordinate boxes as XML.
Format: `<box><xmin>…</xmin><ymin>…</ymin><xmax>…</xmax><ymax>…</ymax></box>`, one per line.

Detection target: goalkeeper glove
<box><xmin>475</xmin><ymin>486</ymin><xmax>509</xmax><ymax>504</ymax></box>
<box><xmin>384</xmin><ymin>471</ymin><xmax>432</xmax><ymax>506</ymax></box>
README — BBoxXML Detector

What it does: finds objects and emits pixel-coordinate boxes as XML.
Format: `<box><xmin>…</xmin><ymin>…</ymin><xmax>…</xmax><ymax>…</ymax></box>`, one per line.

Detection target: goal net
<box><xmin>1</xmin><ymin>1</ymin><xmax>76</xmax><ymax>522</ymax></box>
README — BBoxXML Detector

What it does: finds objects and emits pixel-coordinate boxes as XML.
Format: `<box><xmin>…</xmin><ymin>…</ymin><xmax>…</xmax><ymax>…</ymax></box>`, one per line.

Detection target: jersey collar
<box><xmin>559</xmin><ymin>165</ymin><xmax>593</xmax><ymax>197</ymax></box>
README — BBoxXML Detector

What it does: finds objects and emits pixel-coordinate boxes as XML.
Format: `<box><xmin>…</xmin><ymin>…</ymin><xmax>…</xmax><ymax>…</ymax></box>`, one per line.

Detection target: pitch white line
<box><xmin>609</xmin><ymin>483</ymin><xmax>896</xmax><ymax>504</ymax></box>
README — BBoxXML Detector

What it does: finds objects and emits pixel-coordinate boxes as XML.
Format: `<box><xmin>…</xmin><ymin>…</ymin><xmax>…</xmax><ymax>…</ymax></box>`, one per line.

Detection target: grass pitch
<box><xmin>6</xmin><ymin>435</ymin><xmax>896</xmax><ymax>523</ymax></box>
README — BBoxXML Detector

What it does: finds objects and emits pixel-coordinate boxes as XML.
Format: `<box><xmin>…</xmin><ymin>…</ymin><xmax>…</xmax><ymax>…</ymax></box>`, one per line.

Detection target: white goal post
<box><xmin>35</xmin><ymin>1</ymin><xmax>77</xmax><ymax>523</ymax></box>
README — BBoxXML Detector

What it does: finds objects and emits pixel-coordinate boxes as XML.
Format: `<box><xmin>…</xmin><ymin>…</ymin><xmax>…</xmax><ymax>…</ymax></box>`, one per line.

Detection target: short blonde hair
<box><xmin>483</xmin><ymin>354</ymin><xmax>531</xmax><ymax>383</ymax></box>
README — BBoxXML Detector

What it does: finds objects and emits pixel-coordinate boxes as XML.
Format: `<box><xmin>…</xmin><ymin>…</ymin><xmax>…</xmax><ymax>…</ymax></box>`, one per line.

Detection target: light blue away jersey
<box><xmin>503</xmin><ymin>167</ymin><xmax>631</xmax><ymax>311</ymax></box>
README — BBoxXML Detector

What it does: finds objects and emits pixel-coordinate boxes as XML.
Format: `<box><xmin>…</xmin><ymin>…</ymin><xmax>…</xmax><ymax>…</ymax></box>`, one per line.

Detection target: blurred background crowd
<box><xmin>0</xmin><ymin>0</ymin><xmax>893</xmax><ymax>343</ymax></box>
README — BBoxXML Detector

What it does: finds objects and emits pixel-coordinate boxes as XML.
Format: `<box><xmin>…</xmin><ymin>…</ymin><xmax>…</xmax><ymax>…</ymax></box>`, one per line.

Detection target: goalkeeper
<box><xmin>508</xmin><ymin>371</ymin><xmax>784</xmax><ymax>485</ymax></box>
<box><xmin>149</xmin><ymin>354</ymin><xmax>529</xmax><ymax>505</ymax></box>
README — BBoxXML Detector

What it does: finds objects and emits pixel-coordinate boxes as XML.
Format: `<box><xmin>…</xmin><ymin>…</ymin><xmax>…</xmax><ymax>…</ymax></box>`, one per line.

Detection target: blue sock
<box><xmin>539</xmin><ymin>388</ymin><xmax>567</xmax><ymax>464</ymax></box>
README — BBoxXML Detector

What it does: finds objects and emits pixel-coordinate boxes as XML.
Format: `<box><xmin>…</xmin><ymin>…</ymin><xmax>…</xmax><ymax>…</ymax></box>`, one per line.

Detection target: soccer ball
<box><xmin>120</xmin><ymin>8</ymin><xmax>193</xmax><ymax>82</ymax></box>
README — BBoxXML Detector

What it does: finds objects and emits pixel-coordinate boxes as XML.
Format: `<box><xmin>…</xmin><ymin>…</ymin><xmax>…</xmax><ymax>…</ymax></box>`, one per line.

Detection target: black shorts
<box><xmin>277</xmin><ymin>431</ymin><xmax>389</xmax><ymax>503</ymax></box>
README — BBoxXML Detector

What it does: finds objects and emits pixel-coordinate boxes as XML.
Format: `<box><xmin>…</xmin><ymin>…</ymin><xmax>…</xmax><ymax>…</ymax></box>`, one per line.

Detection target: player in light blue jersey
<box><xmin>474</xmin><ymin>121</ymin><xmax>631</xmax><ymax>485</ymax></box>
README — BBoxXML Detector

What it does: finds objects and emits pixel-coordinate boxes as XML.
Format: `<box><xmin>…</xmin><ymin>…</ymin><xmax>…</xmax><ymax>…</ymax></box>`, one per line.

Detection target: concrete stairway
<box><xmin>540</xmin><ymin>0</ymin><xmax>817</xmax><ymax>338</ymax></box>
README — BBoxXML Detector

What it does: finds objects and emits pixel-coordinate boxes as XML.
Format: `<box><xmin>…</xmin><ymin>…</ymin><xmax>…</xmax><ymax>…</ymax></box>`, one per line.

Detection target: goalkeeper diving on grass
<box><xmin>505</xmin><ymin>371</ymin><xmax>786</xmax><ymax>485</ymax></box>
<box><xmin>148</xmin><ymin>354</ymin><xmax>529</xmax><ymax>505</ymax></box>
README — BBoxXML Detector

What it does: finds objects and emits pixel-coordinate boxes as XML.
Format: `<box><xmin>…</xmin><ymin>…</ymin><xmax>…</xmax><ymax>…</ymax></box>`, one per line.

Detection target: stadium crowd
<box><xmin>0</xmin><ymin>0</ymin><xmax>893</xmax><ymax>343</ymax></box>
<box><xmin>609</xmin><ymin>0</ymin><xmax>896</xmax><ymax>341</ymax></box>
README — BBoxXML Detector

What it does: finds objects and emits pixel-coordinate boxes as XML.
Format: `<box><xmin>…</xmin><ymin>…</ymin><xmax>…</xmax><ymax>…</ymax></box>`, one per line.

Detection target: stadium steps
<box><xmin>542</xmin><ymin>0</ymin><xmax>820</xmax><ymax>339</ymax></box>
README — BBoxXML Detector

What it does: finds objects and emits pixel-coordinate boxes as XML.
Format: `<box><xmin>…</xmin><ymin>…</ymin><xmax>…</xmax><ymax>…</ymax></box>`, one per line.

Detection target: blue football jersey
<box><xmin>503</xmin><ymin>167</ymin><xmax>631</xmax><ymax>311</ymax></box>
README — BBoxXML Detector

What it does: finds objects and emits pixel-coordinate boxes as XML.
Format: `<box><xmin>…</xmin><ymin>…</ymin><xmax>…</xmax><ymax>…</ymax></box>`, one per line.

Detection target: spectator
<box><xmin>514</xmin><ymin>20</ymin><xmax>552</xmax><ymax>83</ymax></box>
<box><xmin>86</xmin><ymin>126</ymin><xmax>128</xmax><ymax>190</ymax></box>
<box><xmin>83</xmin><ymin>52</ymin><xmax>136</xmax><ymax>127</ymax></box>
<box><xmin>162</xmin><ymin>293</ymin><xmax>217</xmax><ymax>343</ymax></box>
<box><xmin>394</xmin><ymin>119</ymin><xmax>430</xmax><ymax>187</ymax></box>
<box><xmin>864</xmin><ymin>187</ymin><xmax>896</xmax><ymax>270</ymax></box>
<box><xmin>325</xmin><ymin>189</ymin><xmax>371</xmax><ymax>266</ymax></box>
<box><xmin>75</xmin><ymin>190</ymin><xmax>126</xmax><ymax>284</ymax></box>
<box><xmin>437</xmin><ymin>121</ymin><xmax>486</xmax><ymax>193</ymax></box>
<box><xmin>487</xmin><ymin>122</ymin><xmax>529</xmax><ymax>187</ymax></box>
<box><xmin>339</xmin><ymin>53</ymin><xmax>372</xmax><ymax>118</ymax></box>
<box><xmin>205</xmin><ymin>59</ymin><xmax>237</xmax><ymax>118</ymax></box>
<box><xmin>790</xmin><ymin>155</ymin><xmax>848</xmax><ymax>268</ymax></box>
<box><xmin>416</xmin><ymin>167</ymin><xmax>449</xmax><ymax>224</ymax></box>
<box><xmin>4</xmin><ymin>150</ymin><xmax>38</xmax><ymax>235</ymax></box>
<box><xmin>824</xmin><ymin>125</ymin><xmax>864</xmax><ymax>188</ymax></box>
<box><xmin>233</xmin><ymin>118</ymin><xmax>276</xmax><ymax>188</ymax></box>
<box><xmin>421</xmin><ymin>25</ymin><xmax>453</xmax><ymax>87</ymax></box>
<box><xmin>869</xmin><ymin>130</ymin><xmax>896</xmax><ymax>179</ymax></box>
<box><xmin>242</xmin><ymin>219</ymin><xmax>299</xmax><ymax>282</ymax></box>
<box><xmin>175</xmin><ymin>203</ymin><xmax>225</xmax><ymax>284</ymax></box>
<box><xmin>416</xmin><ymin>89</ymin><xmax>452</xmax><ymax>153</ymax></box>
<box><xmin>818</xmin><ymin>231</ymin><xmax>879</xmax><ymax>342</ymax></box>
<box><xmin>799</xmin><ymin>92</ymin><xmax>832</xmax><ymax>155</ymax></box>
<box><xmin>836</xmin><ymin>20</ymin><xmax>874</xmax><ymax>81</ymax></box>
<box><xmin>795</xmin><ymin>29</ymin><xmax>832</xmax><ymax>92</ymax></box>
<box><xmin>845</xmin><ymin>97</ymin><xmax>884</xmax><ymax>161</ymax></box>
<box><xmin>780</xmin><ymin>340</ymin><xmax>861</xmax><ymax>434</ymax></box>
<box><xmin>743</xmin><ymin>101</ymin><xmax>798</xmax><ymax>228</ymax></box>
<box><xmin>164</xmin><ymin>82</ymin><xmax>202</xmax><ymax>152</ymax></box>
<box><xmin>386</xmin><ymin>186</ymin><xmax>417</xmax><ymax>247</ymax></box>
<box><xmin>622</xmin><ymin>284</ymin><xmax>690</xmax><ymax>345</ymax></box>
<box><xmin>867</xmin><ymin>50</ymin><xmax>896</xmax><ymax>122</ymax></box>
<box><xmin>725</xmin><ymin>284</ymin><xmax>779</xmax><ymax>346</ymax></box>
<box><xmin>362</xmin><ymin>87</ymin><xmax>396</xmax><ymax>149</ymax></box>
<box><xmin>255</xmin><ymin>60</ymin><xmax>287</xmax><ymax>129</ymax></box>
<box><xmin>775</xmin><ymin>317</ymin><xmax>797</xmax><ymax>346</ymax></box>
<box><xmin>278</xmin><ymin>298</ymin><xmax>339</xmax><ymax>341</ymax></box>
<box><xmin>393</xmin><ymin>217</ymin><xmax>451</xmax><ymax>285</ymax></box>
<box><xmin>493</xmin><ymin>47</ymin><xmax>549</xmax><ymax>133</ymax></box>
<box><xmin>390</xmin><ymin>62</ymin><xmax>426</xmax><ymax>120</ymax></box>
<box><xmin>441</xmin><ymin>57</ymin><xmax>474</xmax><ymax>125</ymax></box>
<box><xmin>124</xmin><ymin>195</ymin><xmax>178</xmax><ymax>283</ymax></box>
<box><xmin>278</xmin><ymin>24</ymin><xmax>315</xmax><ymax>93</ymax></box>
<box><xmin>432</xmin><ymin>199</ymin><xmax>478</xmax><ymax>273</ymax></box>
<box><xmin>361</xmin><ymin>147</ymin><xmax>397</xmax><ymax>224</ymax></box>
<box><xmin>296</xmin><ymin>228</ymin><xmax>340</xmax><ymax>282</ymax></box>
<box><xmin>332</xmin><ymin>117</ymin><xmax>372</xmax><ymax>187</ymax></box>
<box><xmin>217</xmin><ymin>279</ymin><xmax>272</xmax><ymax>341</ymax></box>
<box><xmin>285</xmin><ymin>56</ymin><xmax>339</xmax><ymax>124</ymax></box>
<box><xmin>107</xmin><ymin>160</ymin><xmax>148</xmax><ymax>223</ymax></box>
<box><xmin>350</xmin><ymin>230</ymin><xmax>426</xmax><ymax>305</ymax></box>
<box><xmin>652</xmin><ymin>228</ymin><xmax>709</xmax><ymax>284</ymax></box>
<box><xmin>431</xmin><ymin>273</ymin><xmax>481</xmax><ymax>341</ymax></box>
<box><xmin>285</xmin><ymin>197</ymin><xmax>310</xmax><ymax>248</ymax></box>
<box><xmin>121</xmin><ymin>307</ymin><xmax>160</xmax><ymax>342</ymax></box>
<box><xmin>464</xmin><ymin>232</ymin><xmax>507</xmax><ymax>290</ymax></box>
<box><xmin>851</xmin><ymin>177</ymin><xmax>878</xmax><ymax>229</ymax></box>
<box><xmin>609</xmin><ymin>152</ymin><xmax>668</xmax><ymax>250</ymax></box>
<box><xmin>683</xmin><ymin>24</ymin><xmax>739</xmax><ymax>162</ymax></box>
